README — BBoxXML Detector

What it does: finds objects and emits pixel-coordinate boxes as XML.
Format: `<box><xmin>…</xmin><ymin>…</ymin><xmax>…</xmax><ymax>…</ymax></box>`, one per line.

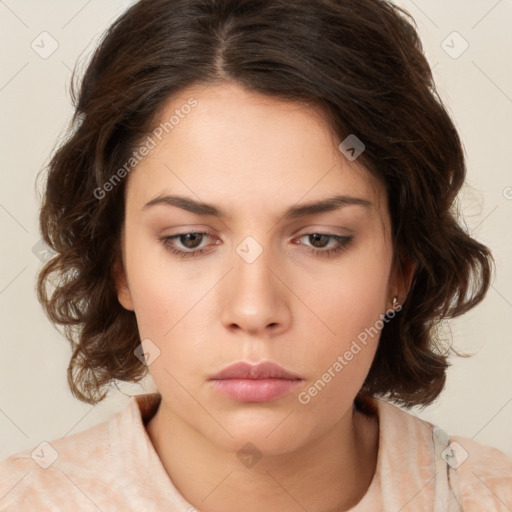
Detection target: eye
<box><xmin>296</xmin><ymin>233</ymin><xmax>354</xmax><ymax>257</ymax></box>
<box><xmin>160</xmin><ymin>232</ymin><xmax>216</xmax><ymax>259</ymax></box>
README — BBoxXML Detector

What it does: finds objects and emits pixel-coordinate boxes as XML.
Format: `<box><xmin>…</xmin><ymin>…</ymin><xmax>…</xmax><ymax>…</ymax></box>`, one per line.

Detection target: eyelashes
<box><xmin>159</xmin><ymin>232</ymin><xmax>354</xmax><ymax>259</ymax></box>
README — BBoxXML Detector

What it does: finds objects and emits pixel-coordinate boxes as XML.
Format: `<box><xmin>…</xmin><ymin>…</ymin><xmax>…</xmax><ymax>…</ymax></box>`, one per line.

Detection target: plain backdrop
<box><xmin>0</xmin><ymin>0</ymin><xmax>511</xmax><ymax>462</ymax></box>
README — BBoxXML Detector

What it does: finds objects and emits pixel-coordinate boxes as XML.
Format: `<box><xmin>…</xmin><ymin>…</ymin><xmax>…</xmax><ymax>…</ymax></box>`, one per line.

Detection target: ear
<box><xmin>389</xmin><ymin>252</ymin><xmax>417</xmax><ymax>307</ymax></box>
<box><xmin>112</xmin><ymin>257</ymin><xmax>135</xmax><ymax>311</ymax></box>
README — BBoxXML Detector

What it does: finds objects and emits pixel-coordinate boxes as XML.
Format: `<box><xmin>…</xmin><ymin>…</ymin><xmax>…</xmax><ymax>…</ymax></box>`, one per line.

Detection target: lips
<box><xmin>209</xmin><ymin>361</ymin><xmax>303</xmax><ymax>381</ymax></box>
<box><xmin>209</xmin><ymin>361</ymin><xmax>304</xmax><ymax>402</ymax></box>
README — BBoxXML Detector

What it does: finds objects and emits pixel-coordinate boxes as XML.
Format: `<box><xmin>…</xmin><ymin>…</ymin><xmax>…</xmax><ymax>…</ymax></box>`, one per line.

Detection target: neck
<box><xmin>146</xmin><ymin>398</ymin><xmax>379</xmax><ymax>512</ymax></box>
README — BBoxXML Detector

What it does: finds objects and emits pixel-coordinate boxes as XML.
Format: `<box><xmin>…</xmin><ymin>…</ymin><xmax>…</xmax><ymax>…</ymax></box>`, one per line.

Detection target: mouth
<box><xmin>208</xmin><ymin>361</ymin><xmax>304</xmax><ymax>402</ymax></box>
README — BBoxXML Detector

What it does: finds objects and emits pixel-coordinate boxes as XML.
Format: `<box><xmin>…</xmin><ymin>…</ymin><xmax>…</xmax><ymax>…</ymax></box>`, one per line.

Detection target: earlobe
<box><xmin>112</xmin><ymin>258</ymin><xmax>135</xmax><ymax>311</ymax></box>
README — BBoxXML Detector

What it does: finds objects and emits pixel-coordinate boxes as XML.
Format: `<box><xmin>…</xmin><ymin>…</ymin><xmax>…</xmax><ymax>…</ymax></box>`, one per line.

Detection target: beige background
<box><xmin>1</xmin><ymin>0</ymin><xmax>511</xmax><ymax>461</ymax></box>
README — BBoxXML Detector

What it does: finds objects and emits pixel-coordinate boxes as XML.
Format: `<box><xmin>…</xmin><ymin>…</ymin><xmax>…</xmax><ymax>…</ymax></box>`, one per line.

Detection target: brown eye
<box><xmin>307</xmin><ymin>233</ymin><xmax>331</xmax><ymax>248</ymax></box>
<box><xmin>176</xmin><ymin>233</ymin><xmax>205</xmax><ymax>250</ymax></box>
<box><xmin>160</xmin><ymin>232</ymin><xmax>214</xmax><ymax>258</ymax></box>
<box><xmin>297</xmin><ymin>233</ymin><xmax>354</xmax><ymax>257</ymax></box>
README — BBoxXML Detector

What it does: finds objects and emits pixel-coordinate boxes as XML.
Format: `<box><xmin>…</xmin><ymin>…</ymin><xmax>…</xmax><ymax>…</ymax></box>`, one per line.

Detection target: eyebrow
<box><xmin>142</xmin><ymin>193</ymin><xmax>373</xmax><ymax>220</ymax></box>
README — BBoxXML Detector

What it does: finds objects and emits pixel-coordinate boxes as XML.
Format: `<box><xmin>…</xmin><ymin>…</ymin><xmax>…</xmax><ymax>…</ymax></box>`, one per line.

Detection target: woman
<box><xmin>1</xmin><ymin>0</ymin><xmax>511</xmax><ymax>510</ymax></box>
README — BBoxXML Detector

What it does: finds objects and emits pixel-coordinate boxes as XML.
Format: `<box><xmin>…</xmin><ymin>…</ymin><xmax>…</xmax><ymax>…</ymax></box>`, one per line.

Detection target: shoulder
<box><xmin>447</xmin><ymin>433</ymin><xmax>512</xmax><ymax>511</ymax></box>
<box><xmin>373</xmin><ymin>398</ymin><xmax>512</xmax><ymax>511</ymax></box>
<box><xmin>0</xmin><ymin>416</ymin><xmax>114</xmax><ymax>510</ymax></box>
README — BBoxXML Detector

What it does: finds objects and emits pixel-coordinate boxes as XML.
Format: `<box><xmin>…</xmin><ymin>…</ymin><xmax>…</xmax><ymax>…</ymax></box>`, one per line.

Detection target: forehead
<box><xmin>125</xmin><ymin>82</ymin><xmax>387</xmax><ymax>220</ymax></box>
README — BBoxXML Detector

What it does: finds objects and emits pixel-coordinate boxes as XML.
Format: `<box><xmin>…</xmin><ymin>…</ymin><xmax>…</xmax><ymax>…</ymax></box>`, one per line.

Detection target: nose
<box><xmin>219</xmin><ymin>239</ymin><xmax>291</xmax><ymax>337</ymax></box>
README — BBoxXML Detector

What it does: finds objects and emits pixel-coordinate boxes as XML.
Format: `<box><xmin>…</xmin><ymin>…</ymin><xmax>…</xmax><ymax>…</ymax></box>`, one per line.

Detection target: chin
<box><xmin>202</xmin><ymin>412</ymin><xmax>310</xmax><ymax>457</ymax></box>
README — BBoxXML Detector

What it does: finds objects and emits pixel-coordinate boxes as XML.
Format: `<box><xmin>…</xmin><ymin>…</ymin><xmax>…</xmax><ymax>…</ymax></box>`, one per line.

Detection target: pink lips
<box><xmin>209</xmin><ymin>361</ymin><xmax>304</xmax><ymax>402</ymax></box>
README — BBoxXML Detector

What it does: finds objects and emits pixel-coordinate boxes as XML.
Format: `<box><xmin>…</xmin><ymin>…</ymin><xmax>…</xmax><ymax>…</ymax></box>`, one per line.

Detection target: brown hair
<box><xmin>36</xmin><ymin>0</ymin><xmax>494</xmax><ymax>406</ymax></box>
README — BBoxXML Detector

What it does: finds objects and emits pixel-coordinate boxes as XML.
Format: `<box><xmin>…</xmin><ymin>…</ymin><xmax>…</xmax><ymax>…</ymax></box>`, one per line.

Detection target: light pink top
<box><xmin>1</xmin><ymin>393</ymin><xmax>511</xmax><ymax>511</ymax></box>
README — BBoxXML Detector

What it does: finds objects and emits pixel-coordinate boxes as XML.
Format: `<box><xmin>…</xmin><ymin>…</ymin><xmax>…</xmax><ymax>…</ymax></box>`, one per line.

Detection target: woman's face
<box><xmin>115</xmin><ymin>81</ymin><xmax>403</xmax><ymax>454</ymax></box>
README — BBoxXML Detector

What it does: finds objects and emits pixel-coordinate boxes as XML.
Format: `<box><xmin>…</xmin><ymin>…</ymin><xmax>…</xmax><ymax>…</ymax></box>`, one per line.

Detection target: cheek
<box><xmin>124</xmin><ymin>254</ymin><xmax>207</xmax><ymax>369</ymax></box>
<box><xmin>127</xmin><ymin>269</ymin><xmax>206</xmax><ymax>404</ymax></box>
<box><xmin>311</xmin><ymin>245</ymin><xmax>390</xmax><ymax>330</ymax></box>
<box><xmin>296</xmin><ymin>265</ymin><xmax>387</xmax><ymax>415</ymax></box>
<box><xmin>123</xmin><ymin>231</ymin><xmax>189</xmax><ymax>335</ymax></box>
<box><xmin>128</xmin><ymin>274</ymin><xmax>173</xmax><ymax>339</ymax></box>
<box><xmin>299</xmin><ymin>241</ymin><xmax>390</xmax><ymax>377</ymax></box>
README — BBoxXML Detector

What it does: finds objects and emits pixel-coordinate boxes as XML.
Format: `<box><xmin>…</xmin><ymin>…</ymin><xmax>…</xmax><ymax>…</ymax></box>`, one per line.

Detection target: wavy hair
<box><xmin>36</xmin><ymin>0</ymin><xmax>494</xmax><ymax>406</ymax></box>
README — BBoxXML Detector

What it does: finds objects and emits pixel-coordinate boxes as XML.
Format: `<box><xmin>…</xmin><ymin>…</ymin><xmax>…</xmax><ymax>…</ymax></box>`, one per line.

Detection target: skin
<box><xmin>114</xmin><ymin>81</ymin><xmax>415</xmax><ymax>512</ymax></box>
